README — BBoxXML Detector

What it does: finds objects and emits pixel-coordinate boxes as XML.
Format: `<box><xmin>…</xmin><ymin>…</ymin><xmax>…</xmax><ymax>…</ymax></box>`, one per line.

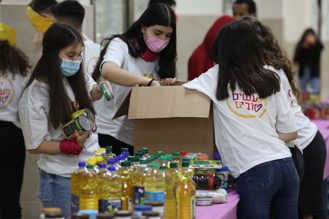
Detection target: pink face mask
<box><xmin>144</xmin><ymin>28</ymin><xmax>170</xmax><ymax>53</ymax></box>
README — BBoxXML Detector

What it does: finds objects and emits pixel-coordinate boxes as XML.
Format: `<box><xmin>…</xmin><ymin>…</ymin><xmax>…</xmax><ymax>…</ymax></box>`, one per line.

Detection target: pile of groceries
<box><xmin>301</xmin><ymin>92</ymin><xmax>329</xmax><ymax>120</ymax></box>
<box><xmin>40</xmin><ymin>147</ymin><xmax>231</xmax><ymax>219</ymax></box>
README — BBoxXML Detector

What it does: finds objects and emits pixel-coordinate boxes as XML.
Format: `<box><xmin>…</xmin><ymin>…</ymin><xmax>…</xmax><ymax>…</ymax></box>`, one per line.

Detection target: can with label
<box><xmin>71</xmin><ymin>108</ymin><xmax>94</xmax><ymax>121</ymax></box>
<box><xmin>100</xmin><ymin>83</ymin><xmax>114</xmax><ymax>101</ymax></box>
<box><xmin>62</xmin><ymin>115</ymin><xmax>92</xmax><ymax>140</ymax></box>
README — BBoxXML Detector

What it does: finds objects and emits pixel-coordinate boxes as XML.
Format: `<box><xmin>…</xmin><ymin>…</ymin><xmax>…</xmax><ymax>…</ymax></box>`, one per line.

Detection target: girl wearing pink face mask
<box><xmin>92</xmin><ymin>3</ymin><xmax>178</xmax><ymax>154</ymax></box>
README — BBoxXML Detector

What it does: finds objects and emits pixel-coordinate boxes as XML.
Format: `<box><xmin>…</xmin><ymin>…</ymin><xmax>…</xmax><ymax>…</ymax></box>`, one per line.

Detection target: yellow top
<box><xmin>26</xmin><ymin>6</ymin><xmax>53</xmax><ymax>32</ymax></box>
<box><xmin>0</xmin><ymin>23</ymin><xmax>17</xmax><ymax>47</ymax></box>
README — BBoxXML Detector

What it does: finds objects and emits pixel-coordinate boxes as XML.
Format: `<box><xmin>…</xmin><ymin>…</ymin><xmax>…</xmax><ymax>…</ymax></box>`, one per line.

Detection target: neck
<box><xmin>78</xmin><ymin>29</ymin><xmax>86</xmax><ymax>41</ymax></box>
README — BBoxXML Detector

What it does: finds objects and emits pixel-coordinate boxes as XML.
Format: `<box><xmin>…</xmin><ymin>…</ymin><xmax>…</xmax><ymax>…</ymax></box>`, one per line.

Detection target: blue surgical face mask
<box><xmin>59</xmin><ymin>55</ymin><xmax>82</xmax><ymax>77</ymax></box>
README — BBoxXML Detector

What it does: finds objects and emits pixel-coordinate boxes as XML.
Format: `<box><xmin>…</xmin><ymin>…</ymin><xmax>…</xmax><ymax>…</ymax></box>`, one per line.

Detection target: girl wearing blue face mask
<box><xmin>18</xmin><ymin>23</ymin><xmax>111</xmax><ymax>218</ymax></box>
<box><xmin>92</xmin><ymin>3</ymin><xmax>178</xmax><ymax>155</ymax></box>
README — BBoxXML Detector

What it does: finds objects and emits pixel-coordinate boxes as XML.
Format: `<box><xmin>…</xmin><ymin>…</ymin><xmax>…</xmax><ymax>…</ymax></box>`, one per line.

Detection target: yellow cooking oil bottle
<box><xmin>99</xmin><ymin>166</ymin><xmax>123</xmax><ymax>213</ymax></box>
<box><xmin>97</xmin><ymin>163</ymin><xmax>108</xmax><ymax>209</ymax></box>
<box><xmin>104</xmin><ymin>146</ymin><xmax>116</xmax><ymax>161</ymax></box>
<box><xmin>144</xmin><ymin>164</ymin><xmax>165</xmax><ymax>217</ymax></box>
<box><xmin>159</xmin><ymin>165</ymin><xmax>176</xmax><ymax>219</ymax></box>
<box><xmin>117</xmin><ymin>161</ymin><xmax>134</xmax><ymax>211</ymax></box>
<box><xmin>79</xmin><ymin>164</ymin><xmax>99</xmax><ymax>210</ymax></box>
<box><xmin>71</xmin><ymin>162</ymin><xmax>86</xmax><ymax>213</ymax></box>
<box><xmin>132</xmin><ymin>160</ymin><xmax>149</xmax><ymax>205</ymax></box>
<box><xmin>177</xmin><ymin>161</ymin><xmax>196</xmax><ymax>219</ymax></box>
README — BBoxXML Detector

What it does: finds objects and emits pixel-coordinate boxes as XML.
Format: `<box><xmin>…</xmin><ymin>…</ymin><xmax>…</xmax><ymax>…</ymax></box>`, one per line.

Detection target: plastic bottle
<box><xmin>98</xmin><ymin>163</ymin><xmax>109</xmax><ymax>207</ymax></box>
<box><xmin>121</xmin><ymin>148</ymin><xmax>129</xmax><ymax>155</ymax></box>
<box><xmin>159</xmin><ymin>165</ymin><xmax>176</xmax><ymax>219</ymax></box>
<box><xmin>79</xmin><ymin>210</ymin><xmax>98</xmax><ymax>219</ymax></box>
<box><xmin>114</xmin><ymin>157</ymin><xmax>122</xmax><ymax>170</ymax></box>
<box><xmin>168</xmin><ymin>162</ymin><xmax>179</xmax><ymax>204</ymax></box>
<box><xmin>100</xmin><ymin>166</ymin><xmax>123</xmax><ymax>214</ymax></box>
<box><xmin>165</xmin><ymin>155</ymin><xmax>173</xmax><ymax>163</ymax></box>
<box><xmin>133</xmin><ymin>156</ymin><xmax>140</xmax><ymax>169</ymax></box>
<box><xmin>80</xmin><ymin>165</ymin><xmax>99</xmax><ymax>210</ymax></box>
<box><xmin>117</xmin><ymin>161</ymin><xmax>134</xmax><ymax>211</ymax></box>
<box><xmin>180</xmin><ymin>151</ymin><xmax>187</xmax><ymax>159</ymax></box>
<box><xmin>192</xmin><ymin>173</ymin><xmax>221</xmax><ymax>190</ymax></box>
<box><xmin>103</xmin><ymin>147</ymin><xmax>113</xmax><ymax>161</ymax></box>
<box><xmin>88</xmin><ymin>159</ymin><xmax>99</xmax><ymax>173</ymax></box>
<box><xmin>159</xmin><ymin>156</ymin><xmax>168</xmax><ymax>167</ymax></box>
<box><xmin>132</xmin><ymin>160</ymin><xmax>149</xmax><ymax>205</ymax></box>
<box><xmin>177</xmin><ymin>161</ymin><xmax>196</xmax><ymax>219</ymax></box>
<box><xmin>107</xmin><ymin>159</ymin><xmax>116</xmax><ymax>169</ymax></box>
<box><xmin>100</xmin><ymin>148</ymin><xmax>106</xmax><ymax>158</ymax></box>
<box><xmin>133</xmin><ymin>205</ymin><xmax>152</xmax><ymax>216</ymax></box>
<box><xmin>173</xmin><ymin>152</ymin><xmax>182</xmax><ymax>166</ymax></box>
<box><xmin>71</xmin><ymin>162</ymin><xmax>87</xmax><ymax>213</ymax></box>
<box><xmin>142</xmin><ymin>148</ymin><xmax>151</xmax><ymax>158</ymax></box>
<box><xmin>144</xmin><ymin>164</ymin><xmax>165</xmax><ymax>217</ymax></box>
<box><xmin>71</xmin><ymin>213</ymin><xmax>90</xmax><ymax>219</ymax></box>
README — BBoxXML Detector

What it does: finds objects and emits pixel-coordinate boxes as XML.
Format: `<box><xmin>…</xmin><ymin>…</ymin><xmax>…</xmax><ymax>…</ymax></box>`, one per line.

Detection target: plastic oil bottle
<box><xmin>159</xmin><ymin>165</ymin><xmax>176</xmax><ymax>219</ymax></box>
<box><xmin>177</xmin><ymin>161</ymin><xmax>196</xmax><ymax>219</ymax></box>
<box><xmin>142</xmin><ymin>148</ymin><xmax>151</xmax><ymax>158</ymax></box>
<box><xmin>173</xmin><ymin>152</ymin><xmax>182</xmax><ymax>167</ymax></box>
<box><xmin>100</xmin><ymin>166</ymin><xmax>122</xmax><ymax>214</ymax></box>
<box><xmin>97</xmin><ymin>163</ymin><xmax>108</xmax><ymax>208</ymax></box>
<box><xmin>144</xmin><ymin>164</ymin><xmax>165</xmax><ymax>216</ymax></box>
<box><xmin>169</xmin><ymin>162</ymin><xmax>179</xmax><ymax>194</ymax></box>
<box><xmin>132</xmin><ymin>160</ymin><xmax>149</xmax><ymax>205</ymax></box>
<box><xmin>71</xmin><ymin>162</ymin><xmax>86</xmax><ymax>213</ymax></box>
<box><xmin>117</xmin><ymin>161</ymin><xmax>134</xmax><ymax>211</ymax></box>
<box><xmin>79</xmin><ymin>164</ymin><xmax>99</xmax><ymax>210</ymax></box>
<box><xmin>159</xmin><ymin>156</ymin><xmax>168</xmax><ymax>167</ymax></box>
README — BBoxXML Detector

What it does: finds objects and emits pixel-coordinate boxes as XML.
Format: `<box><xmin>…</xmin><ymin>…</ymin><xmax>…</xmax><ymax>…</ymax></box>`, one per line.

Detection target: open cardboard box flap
<box><xmin>113</xmin><ymin>83</ymin><xmax>211</xmax><ymax>120</ymax></box>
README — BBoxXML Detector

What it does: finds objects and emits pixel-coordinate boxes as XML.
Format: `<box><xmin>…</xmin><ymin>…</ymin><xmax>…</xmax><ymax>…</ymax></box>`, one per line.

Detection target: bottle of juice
<box><xmin>71</xmin><ymin>162</ymin><xmax>86</xmax><ymax>213</ymax></box>
<box><xmin>97</xmin><ymin>163</ymin><xmax>108</xmax><ymax>208</ymax></box>
<box><xmin>173</xmin><ymin>152</ymin><xmax>182</xmax><ymax>166</ymax></box>
<box><xmin>159</xmin><ymin>156</ymin><xmax>168</xmax><ymax>167</ymax></box>
<box><xmin>100</xmin><ymin>166</ymin><xmax>122</xmax><ymax>214</ymax></box>
<box><xmin>177</xmin><ymin>161</ymin><xmax>196</xmax><ymax>219</ymax></box>
<box><xmin>132</xmin><ymin>160</ymin><xmax>149</xmax><ymax>205</ymax></box>
<box><xmin>117</xmin><ymin>161</ymin><xmax>134</xmax><ymax>211</ymax></box>
<box><xmin>159</xmin><ymin>165</ymin><xmax>176</xmax><ymax>219</ymax></box>
<box><xmin>144</xmin><ymin>164</ymin><xmax>165</xmax><ymax>217</ymax></box>
<box><xmin>80</xmin><ymin>164</ymin><xmax>99</xmax><ymax>210</ymax></box>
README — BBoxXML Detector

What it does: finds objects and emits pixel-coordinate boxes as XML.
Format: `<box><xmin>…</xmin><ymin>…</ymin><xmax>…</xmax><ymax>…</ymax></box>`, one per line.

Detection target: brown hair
<box><xmin>0</xmin><ymin>40</ymin><xmax>31</xmax><ymax>77</ymax></box>
<box><xmin>242</xmin><ymin>17</ymin><xmax>302</xmax><ymax>104</ymax></box>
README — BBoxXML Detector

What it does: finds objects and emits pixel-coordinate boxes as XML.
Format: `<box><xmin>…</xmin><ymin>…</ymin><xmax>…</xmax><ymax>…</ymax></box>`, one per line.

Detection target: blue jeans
<box><xmin>299</xmin><ymin>66</ymin><xmax>320</xmax><ymax>93</ymax></box>
<box><xmin>37</xmin><ymin>170</ymin><xmax>71</xmax><ymax>219</ymax></box>
<box><xmin>236</xmin><ymin>158</ymin><xmax>300</xmax><ymax>219</ymax></box>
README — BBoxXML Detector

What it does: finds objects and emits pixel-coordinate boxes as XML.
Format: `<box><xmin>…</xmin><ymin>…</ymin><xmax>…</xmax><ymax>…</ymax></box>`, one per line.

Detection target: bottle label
<box><xmin>99</xmin><ymin>199</ymin><xmax>122</xmax><ymax>213</ymax></box>
<box><xmin>133</xmin><ymin>186</ymin><xmax>145</xmax><ymax>204</ymax></box>
<box><xmin>145</xmin><ymin>191</ymin><xmax>165</xmax><ymax>203</ymax></box>
<box><xmin>71</xmin><ymin>194</ymin><xmax>79</xmax><ymax>213</ymax></box>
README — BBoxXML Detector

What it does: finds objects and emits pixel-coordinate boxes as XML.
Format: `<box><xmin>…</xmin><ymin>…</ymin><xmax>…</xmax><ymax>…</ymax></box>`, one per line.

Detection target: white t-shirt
<box><xmin>183</xmin><ymin>65</ymin><xmax>297</xmax><ymax>178</ymax></box>
<box><xmin>266</xmin><ymin>66</ymin><xmax>317</xmax><ymax>150</ymax></box>
<box><xmin>96</xmin><ymin>37</ymin><xmax>160</xmax><ymax>146</ymax></box>
<box><xmin>0</xmin><ymin>72</ymin><xmax>30</xmax><ymax>128</ymax></box>
<box><xmin>83</xmin><ymin>39</ymin><xmax>101</xmax><ymax>76</ymax></box>
<box><xmin>19</xmin><ymin>73</ymin><xmax>99</xmax><ymax>178</ymax></box>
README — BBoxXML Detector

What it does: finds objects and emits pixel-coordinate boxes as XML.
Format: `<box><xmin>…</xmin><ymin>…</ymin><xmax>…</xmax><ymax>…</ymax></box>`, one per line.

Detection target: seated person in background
<box><xmin>233</xmin><ymin>0</ymin><xmax>257</xmax><ymax>20</ymax></box>
<box><xmin>188</xmin><ymin>16</ymin><xmax>235</xmax><ymax>80</ymax></box>
<box><xmin>52</xmin><ymin>0</ymin><xmax>101</xmax><ymax>76</ymax></box>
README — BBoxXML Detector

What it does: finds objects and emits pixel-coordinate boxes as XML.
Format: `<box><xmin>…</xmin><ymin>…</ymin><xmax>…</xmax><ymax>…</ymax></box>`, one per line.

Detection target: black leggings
<box><xmin>0</xmin><ymin>121</ymin><xmax>26</xmax><ymax>219</ymax></box>
<box><xmin>98</xmin><ymin>133</ymin><xmax>134</xmax><ymax>156</ymax></box>
<box><xmin>299</xmin><ymin>131</ymin><xmax>327</xmax><ymax>219</ymax></box>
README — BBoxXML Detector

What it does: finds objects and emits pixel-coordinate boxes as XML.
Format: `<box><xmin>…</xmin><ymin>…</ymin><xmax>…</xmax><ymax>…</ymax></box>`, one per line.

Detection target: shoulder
<box><xmin>19</xmin><ymin>80</ymin><xmax>49</xmax><ymax>107</ymax></box>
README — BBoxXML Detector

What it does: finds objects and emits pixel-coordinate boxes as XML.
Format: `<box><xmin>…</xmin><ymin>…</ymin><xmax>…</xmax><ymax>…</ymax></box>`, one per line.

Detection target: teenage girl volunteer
<box><xmin>243</xmin><ymin>17</ymin><xmax>328</xmax><ymax>219</ymax></box>
<box><xmin>92</xmin><ymin>3</ymin><xmax>178</xmax><ymax>155</ymax></box>
<box><xmin>184</xmin><ymin>20</ymin><xmax>299</xmax><ymax>219</ymax></box>
<box><xmin>0</xmin><ymin>23</ymin><xmax>31</xmax><ymax>219</ymax></box>
<box><xmin>19</xmin><ymin>23</ymin><xmax>109</xmax><ymax>218</ymax></box>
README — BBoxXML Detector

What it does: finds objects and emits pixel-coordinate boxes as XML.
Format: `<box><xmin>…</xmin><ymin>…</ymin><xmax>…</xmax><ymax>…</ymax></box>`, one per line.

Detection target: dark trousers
<box><xmin>290</xmin><ymin>146</ymin><xmax>305</xmax><ymax>181</ymax></box>
<box><xmin>299</xmin><ymin>131</ymin><xmax>327</xmax><ymax>219</ymax></box>
<box><xmin>0</xmin><ymin>121</ymin><xmax>26</xmax><ymax>219</ymax></box>
<box><xmin>98</xmin><ymin>133</ymin><xmax>134</xmax><ymax>156</ymax></box>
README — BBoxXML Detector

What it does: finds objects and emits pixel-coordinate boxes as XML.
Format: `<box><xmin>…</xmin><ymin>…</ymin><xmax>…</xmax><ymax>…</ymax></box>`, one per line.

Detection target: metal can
<box><xmin>62</xmin><ymin>115</ymin><xmax>92</xmax><ymax>140</ymax></box>
<box><xmin>71</xmin><ymin>108</ymin><xmax>94</xmax><ymax>121</ymax></box>
<box><xmin>100</xmin><ymin>83</ymin><xmax>114</xmax><ymax>101</ymax></box>
<box><xmin>192</xmin><ymin>173</ymin><xmax>221</xmax><ymax>190</ymax></box>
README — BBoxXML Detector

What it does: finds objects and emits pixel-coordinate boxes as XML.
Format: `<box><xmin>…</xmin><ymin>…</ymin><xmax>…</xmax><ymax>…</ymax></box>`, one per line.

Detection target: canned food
<box><xmin>192</xmin><ymin>173</ymin><xmax>221</xmax><ymax>190</ymax></box>
<box><xmin>62</xmin><ymin>115</ymin><xmax>92</xmax><ymax>140</ymax></box>
<box><xmin>71</xmin><ymin>108</ymin><xmax>94</xmax><ymax>121</ymax></box>
<box><xmin>100</xmin><ymin>83</ymin><xmax>114</xmax><ymax>101</ymax></box>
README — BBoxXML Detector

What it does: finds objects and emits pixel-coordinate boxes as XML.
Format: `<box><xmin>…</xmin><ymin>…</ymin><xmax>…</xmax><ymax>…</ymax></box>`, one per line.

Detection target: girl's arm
<box><xmin>90</xmin><ymin>81</ymin><xmax>113</xmax><ymax>101</ymax></box>
<box><xmin>277</xmin><ymin>131</ymin><xmax>298</xmax><ymax>143</ymax></box>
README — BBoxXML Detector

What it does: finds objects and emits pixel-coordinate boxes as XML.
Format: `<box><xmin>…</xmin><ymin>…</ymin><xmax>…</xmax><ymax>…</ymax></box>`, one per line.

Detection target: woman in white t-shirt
<box><xmin>0</xmin><ymin>25</ymin><xmax>31</xmax><ymax>219</ymax></box>
<box><xmin>19</xmin><ymin>23</ymin><xmax>109</xmax><ymax>218</ymax></box>
<box><xmin>244</xmin><ymin>17</ymin><xmax>327</xmax><ymax>219</ymax></box>
<box><xmin>184</xmin><ymin>20</ymin><xmax>299</xmax><ymax>219</ymax></box>
<box><xmin>92</xmin><ymin>3</ymin><xmax>178</xmax><ymax>155</ymax></box>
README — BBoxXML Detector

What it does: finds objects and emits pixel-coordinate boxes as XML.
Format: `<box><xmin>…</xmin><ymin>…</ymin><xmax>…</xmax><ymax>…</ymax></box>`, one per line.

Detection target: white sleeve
<box><xmin>84</xmin><ymin>72</ymin><xmax>97</xmax><ymax>94</ymax></box>
<box><xmin>100</xmin><ymin>38</ymin><xmax>127</xmax><ymax>71</ymax></box>
<box><xmin>19</xmin><ymin>103</ymin><xmax>51</xmax><ymax>149</ymax></box>
<box><xmin>275</xmin><ymin>87</ymin><xmax>298</xmax><ymax>133</ymax></box>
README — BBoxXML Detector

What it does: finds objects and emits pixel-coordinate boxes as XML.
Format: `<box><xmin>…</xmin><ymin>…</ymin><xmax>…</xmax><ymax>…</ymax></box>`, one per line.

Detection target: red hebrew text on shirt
<box><xmin>0</xmin><ymin>75</ymin><xmax>15</xmax><ymax>109</ymax></box>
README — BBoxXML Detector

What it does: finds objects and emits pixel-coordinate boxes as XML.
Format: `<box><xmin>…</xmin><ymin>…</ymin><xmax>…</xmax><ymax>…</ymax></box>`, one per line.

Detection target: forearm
<box><xmin>102</xmin><ymin>62</ymin><xmax>152</xmax><ymax>87</ymax></box>
<box><xmin>278</xmin><ymin>131</ymin><xmax>298</xmax><ymax>143</ymax></box>
<box><xmin>28</xmin><ymin>139</ymin><xmax>61</xmax><ymax>154</ymax></box>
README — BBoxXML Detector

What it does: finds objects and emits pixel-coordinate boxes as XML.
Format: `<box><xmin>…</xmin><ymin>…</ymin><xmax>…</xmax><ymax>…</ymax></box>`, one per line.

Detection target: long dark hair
<box><xmin>293</xmin><ymin>28</ymin><xmax>318</xmax><ymax>64</ymax></box>
<box><xmin>212</xmin><ymin>20</ymin><xmax>280</xmax><ymax>100</ymax></box>
<box><xmin>25</xmin><ymin>23</ymin><xmax>95</xmax><ymax>129</ymax></box>
<box><xmin>242</xmin><ymin>17</ymin><xmax>301</xmax><ymax>104</ymax></box>
<box><xmin>92</xmin><ymin>3</ymin><xmax>177</xmax><ymax>82</ymax></box>
<box><xmin>0</xmin><ymin>40</ymin><xmax>31</xmax><ymax>77</ymax></box>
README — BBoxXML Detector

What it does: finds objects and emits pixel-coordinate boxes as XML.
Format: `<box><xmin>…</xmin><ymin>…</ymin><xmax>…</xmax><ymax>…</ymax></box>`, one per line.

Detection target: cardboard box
<box><xmin>113</xmin><ymin>84</ymin><xmax>215</xmax><ymax>156</ymax></box>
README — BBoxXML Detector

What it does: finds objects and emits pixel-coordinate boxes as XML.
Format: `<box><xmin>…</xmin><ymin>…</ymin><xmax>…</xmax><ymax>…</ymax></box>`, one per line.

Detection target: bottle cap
<box><xmin>78</xmin><ymin>162</ymin><xmax>86</xmax><ymax>167</ymax></box>
<box><xmin>182</xmin><ymin>158</ymin><xmax>190</xmax><ymax>162</ymax></box>
<box><xmin>106</xmin><ymin>146</ymin><xmax>113</xmax><ymax>153</ymax></box>
<box><xmin>134</xmin><ymin>156</ymin><xmax>140</xmax><ymax>162</ymax></box>
<box><xmin>182</xmin><ymin>161</ymin><xmax>190</xmax><ymax>167</ymax></box>
<box><xmin>213</xmin><ymin>152</ymin><xmax>221</xmax><ymax>159</ymax></box>
<box><xmin>100</xmin><ymin>148</ymin><xmax>106</xmax><ymax>154</ymax></box>
<box><xmin>170</xmin><ymin>162</ymin><xmax>177</xmax><ymax>168</ymax></box>
<box><xmin>180</xmin><ymin>151</ymin><xmax>187</xmax><ymax>156</ymax></box>
<box><xmin>135</xmin><ymin>152</ymin><xmax>143</xmax><ymax>157</ymax></box>
<box><xmin>139</xmin><ymin>150</ymin><xmax>145</xmax><ymax>156</ymax></box>
<box><xmin>160</xmin><ymin>165</ymin><xmax>167</xmax><ymax>169</ymax></box>
<box><xmin>160</xmin><ymin>156</ymin><xmax>167</xmax><ymax>160</ymax></box>
<box><xmin>146</xmin><ymin>158</ymin><xmax>152</xmax><ymax>163</ymax></box>
<box><xmin>121</xmin><ymin>161</ymin><xmax>131</xmax><ymax>167</ymax></box>
<box><xmin>107</xmin><ymin>159</ymin><xmax>115</xmax><ymax>165</ymax></box>
<box><xmin>99</xmin><ymin>163</ymin><xmax>106</xmax><ymax>168</ymax></box>
<box><xmin>108</xmin><ymin>166</ymin><xmax>116</xmax><ymax>171</ymax></box>
<box><xmin>127</xmin><ymin>156</ymin><xmax>135</xmax><ymax>162</ymax></box>
<box><xmin>142</xmin><ymin>148</ymin><xmax>149</xmax><ymax>153</ymax></box>
<box><xmin>88</xmin><ymin>158</ymin><xmax>96</xmax><ymax>162</ymax></box>
<box><xmin>86</xmin><ymin>164</ymin><xmax>94</xmax><ymax>169</ymax></box>
<box><xmin>118</xmin><ymin>155</ymin><xmax>124</xmax><ymax>160</ymax></box>
<box><xmin>140</xmin><ymin>160</ymin><xmax>147</xmax><ymax>165</ymax></box>
<box><xmin>151</xmin><ymin>163</ymin><xmax>159</xmax><ymax>168</ymax></box>
<box><xmin>134</xmin><ymin>205</ymin><xmax>152</xmax><ymax>211</ymax></box>
<box><xmin>121</xmin><ymin>148</ymin><xmax>129</xmax><ymax>152</ymax></box>
<box><xmin>173</xmin><ymin>152</ymin><xmax>181</xmax><ymax>157</ymax></box>
<box><xmin>87</xmin><ymin>161</ymin><xmax>95</xmax><ymax>166</ymax></box>
<box><xmin>95</xmin><ymin>156</ymin><xmax>103</xmax><ymax>162</ymax></box>
<box><xmin>166</xmin><ymin>154</ymin><xmax>173</xmax><ymax>159</ymax></box>
<box><xmin>217</xmin><ymin>166</ymin><xmax>229</xmax><ymax>171</ymax></box>
<box><xmin>157</xmin><ymin>151</ymin><xmax>164</xmax><ymax>155</ymax></box>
